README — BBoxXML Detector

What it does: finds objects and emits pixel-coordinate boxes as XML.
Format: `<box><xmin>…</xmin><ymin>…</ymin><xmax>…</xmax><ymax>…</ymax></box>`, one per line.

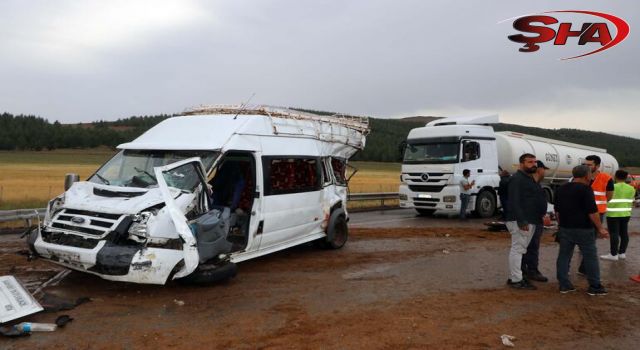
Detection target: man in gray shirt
<box><xmin>459</xmin><ymin>169</ymin><xmax>475</xmax><ymax>220</ymax></box>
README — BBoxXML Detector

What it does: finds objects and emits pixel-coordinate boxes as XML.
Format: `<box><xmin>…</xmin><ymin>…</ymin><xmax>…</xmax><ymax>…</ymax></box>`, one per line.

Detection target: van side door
<box><xmin>259</xmin><ymin>156</ymin><xmax>324</xmax><ymax>249</ymax></box>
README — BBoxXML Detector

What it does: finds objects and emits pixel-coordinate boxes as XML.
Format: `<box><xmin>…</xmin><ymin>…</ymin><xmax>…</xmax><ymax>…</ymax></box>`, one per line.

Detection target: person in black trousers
<box><xmin>555</xmin><ymin>165</ymin><xmax>609</xmax><ymax>295</ymax></box>
<box><xmin>498</xmin><ymin>168</ymin><xmax>511</xmax><ymax>220</ymax></box>
<box><xmin>521</xmin><ymin>160</ymin><xmax>550</xmax><ymax>282</ymax></box>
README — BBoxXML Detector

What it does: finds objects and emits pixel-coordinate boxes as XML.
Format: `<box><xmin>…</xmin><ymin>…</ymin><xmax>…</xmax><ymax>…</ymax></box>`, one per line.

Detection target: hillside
<box><xmin>1</xmin><ymin>111</ymin><xmax>639</xmax><ymax>166</ymax></box>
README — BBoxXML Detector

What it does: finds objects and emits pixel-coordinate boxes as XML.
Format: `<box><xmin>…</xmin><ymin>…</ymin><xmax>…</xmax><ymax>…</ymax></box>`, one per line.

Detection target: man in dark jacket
<box><xmin>498</xmin><ymin>168</ymin><xmax>511</xmax><ymax>220</ymax></box>
<box><xmin>505</xmin><ymin>153</ymin><xmax>546</xmax><ymax>290</ymax></box>
<box><xmin>521</xmin><ymin>160</ymin><xmax>551</xmax><ymax>282</ymax></box>
<box><xmin>555</xmin><ymin>165</ymin><xmax>609</xmax><ymax>295</ymax></box>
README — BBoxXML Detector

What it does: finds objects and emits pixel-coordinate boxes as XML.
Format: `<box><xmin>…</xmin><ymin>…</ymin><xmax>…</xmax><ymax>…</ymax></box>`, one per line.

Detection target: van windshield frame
<box><xmin>89</xmin><ymin>150</ymin><xmax>219</xmax><ymax>188</ymax></box>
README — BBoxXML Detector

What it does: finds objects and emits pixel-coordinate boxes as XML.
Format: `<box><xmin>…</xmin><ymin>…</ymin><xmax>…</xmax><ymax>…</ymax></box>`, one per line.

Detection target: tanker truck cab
<box><xmin>399</xmin><ymin>115</ymin><xmax>619</xmax><ymax>218</ymax></box>
<box><xmin>399</xmin><ymin>115</ymin><xmax>500</xmax><ymax>218</ymax></box>
<box><xmin>29</xmin><ymin>105</ymin><xmax>369</xmax><ymax>285</ymax></box>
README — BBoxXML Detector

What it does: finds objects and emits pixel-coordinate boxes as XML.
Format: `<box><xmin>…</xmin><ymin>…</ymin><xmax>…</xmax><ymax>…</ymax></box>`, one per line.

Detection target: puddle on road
<box><xmin>348</xmin><ymin>237</ymin><xmax>451</xmax><ymax>253</ymax></box>
<box><xmin>342</xmin><ymin>263</ymin><xmax>396</xmax><ymax>281</ymax></box>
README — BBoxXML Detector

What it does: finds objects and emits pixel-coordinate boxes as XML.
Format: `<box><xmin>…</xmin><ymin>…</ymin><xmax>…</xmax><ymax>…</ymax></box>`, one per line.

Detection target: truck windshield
<box><xmin>89</xmin><ymin>150</ymin><xmax>218</xmax><ymax>188</ymax></box>
<box><xmin>403</xmin><ymin>142</ymin><xmax>459</xmax><ymax>164</ymax></box>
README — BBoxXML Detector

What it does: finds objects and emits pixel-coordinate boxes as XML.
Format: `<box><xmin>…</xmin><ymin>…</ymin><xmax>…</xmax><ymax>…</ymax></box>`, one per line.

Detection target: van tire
<box><xmin>325</xmin><ymin>208</ymin><xmax>348</xmax><ymax>249</ymax></box>
<box><xmin>415</xmin><ymin>209</ymin><xmax>435</xmax><ymax>216</ymax></box>
<box><xmin>179</xmin><ymin>262</ymin><xmax>237</xmax><ymax>285</ymax></box>
<box><xmin>474</xmin><ymin>190</ymin><xmax>496</xmax><ymax>218</ymax></box>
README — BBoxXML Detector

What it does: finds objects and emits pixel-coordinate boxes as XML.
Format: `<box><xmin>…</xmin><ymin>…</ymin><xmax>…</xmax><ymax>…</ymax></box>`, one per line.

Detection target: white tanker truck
<box><xmin>398</xmin><ymin>115</ymin><xmax>618</xmax><ymax>218</ymax></box>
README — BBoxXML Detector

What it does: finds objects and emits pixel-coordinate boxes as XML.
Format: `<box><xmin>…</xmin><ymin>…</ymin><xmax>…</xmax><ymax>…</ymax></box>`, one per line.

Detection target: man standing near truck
<box><xmin>459</xmin><ymin>169</ymin><xmax>475</xmax><ymax>220</ymax></box>
<box><xmin>498</xmin><ymin>168</ymin><xmax>511</xmax><ymax>220</ymax></box>
<box><xmin>555</xmin><ymin>165</ymin><xmax>609</xmax><ymax>295</ymax></box>
<box><xmin>600</xmin><ymin>170</ymin><xmax>635</xmax><ymax>261</ymax></box>
<box><xmin>578</xmin><ymin>155</ymin><xmax>614</xmax><ymax>275</ymax></box>
<box><xmin>521</xmin><ymin>160</ymin><xmax>550</xmax><ymax>282</ymax></box>
<box><xmin>505</xmin><ymin>153</ymin><xmax>545</xmax><ymax>290</ymax></box>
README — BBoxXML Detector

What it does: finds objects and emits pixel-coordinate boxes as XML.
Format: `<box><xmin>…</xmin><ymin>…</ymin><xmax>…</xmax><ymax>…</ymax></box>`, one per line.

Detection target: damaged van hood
<box><xmin>63</xmin><ymin>182</ymin><xmax>179</xmax><ymax>214</ymax></box>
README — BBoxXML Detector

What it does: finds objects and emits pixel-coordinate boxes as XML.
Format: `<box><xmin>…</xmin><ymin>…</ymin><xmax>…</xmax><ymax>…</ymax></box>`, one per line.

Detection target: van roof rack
<box><xmin>182</xmin><ymin>104</ymin><xmax>370</xmax><ymax>135</ymax></box>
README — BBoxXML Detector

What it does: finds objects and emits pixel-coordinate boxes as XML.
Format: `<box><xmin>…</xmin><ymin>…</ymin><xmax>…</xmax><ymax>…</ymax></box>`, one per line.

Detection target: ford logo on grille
<box><xmin>421</xmin><ymin>173</ymin><xmax>429</xmax><ymax>182</ymax></box>
<box><xmin>70</xmin><ymin>216</ymin><xmax>85</xmax><ymax>224</ymax></box>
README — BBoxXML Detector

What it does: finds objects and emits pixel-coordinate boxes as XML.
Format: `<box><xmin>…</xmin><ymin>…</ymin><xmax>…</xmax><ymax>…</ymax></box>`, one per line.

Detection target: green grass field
<box><xmin>0</xmin><ymin>150</ymin><xmax>401</xmax><ymax>210</ymax></box>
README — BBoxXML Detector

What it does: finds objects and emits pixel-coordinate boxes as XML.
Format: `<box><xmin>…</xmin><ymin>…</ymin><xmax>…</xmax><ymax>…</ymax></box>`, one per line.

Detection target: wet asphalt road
<box><xmin>350</xmin><ymin>207</ymin><xmax>640</xmax><ymax>231</ymax></box>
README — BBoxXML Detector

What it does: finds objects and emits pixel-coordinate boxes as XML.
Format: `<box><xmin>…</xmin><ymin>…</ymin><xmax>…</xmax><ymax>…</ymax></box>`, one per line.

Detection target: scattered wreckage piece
<box><xmin>0</xmin><ymin>276</ymin><xmax>43</xmax><ymax>324</ymax></box>
<box><xmin>31</xmin><ymin>270</ymin><xmax>71</xmax><ymax>298</ymax></box>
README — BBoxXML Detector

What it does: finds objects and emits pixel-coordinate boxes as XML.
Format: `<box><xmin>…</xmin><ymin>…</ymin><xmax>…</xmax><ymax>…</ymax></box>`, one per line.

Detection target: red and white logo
<box><xmin>507</xmin><ymin>10</ymin><xmax>629</xmax><ymax>60</ymax></box>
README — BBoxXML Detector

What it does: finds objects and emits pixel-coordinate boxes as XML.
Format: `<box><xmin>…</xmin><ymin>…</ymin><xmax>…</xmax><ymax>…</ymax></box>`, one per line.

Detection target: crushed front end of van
<box><xmin>28</xmin><ymin>152</ymin><xmax>218</xmax><ymax>285</ymax></box>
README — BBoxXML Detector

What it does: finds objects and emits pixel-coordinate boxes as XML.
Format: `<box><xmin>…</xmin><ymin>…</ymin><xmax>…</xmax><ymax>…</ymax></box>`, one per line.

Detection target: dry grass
<box><xmin>0</xmin><ymin>163</ymin><xmax>102</xmax><ymax>208</ymax></box>
<box><xmin>0</xmin><ymin>149</ymin><xmax>115</xmax><ymax>209</ymax></box>
<box><xmin>348</xmin><ymin>161</ymin><xmax>400</xmax><ymax>194</ymax></box>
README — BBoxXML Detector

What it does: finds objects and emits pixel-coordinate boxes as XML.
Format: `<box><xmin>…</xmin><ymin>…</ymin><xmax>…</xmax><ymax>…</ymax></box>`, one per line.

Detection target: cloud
<box><xmin>0</xmin><ymin>0</ymin><xmax>637</xmax><ymax>137</ymax></box>
<box><xmin>0</xmin><ymin>0</ymin><xmax>205</xmax><ymax>69</ymax></box>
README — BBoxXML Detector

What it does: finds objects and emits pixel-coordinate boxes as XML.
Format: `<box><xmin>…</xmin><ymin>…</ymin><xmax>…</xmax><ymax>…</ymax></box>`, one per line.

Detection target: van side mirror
<box><xmin>65</xmin><ymin>173</ymin><xmax>80</xmax><ymax>191</ymax></box>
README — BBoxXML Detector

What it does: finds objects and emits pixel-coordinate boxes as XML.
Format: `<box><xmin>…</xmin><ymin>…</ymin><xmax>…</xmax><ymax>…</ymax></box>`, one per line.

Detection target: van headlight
<box><xmin>45</xmin><ymin>195</ymin><xmax>65</xmax><ymax>225</ymax></box>
<box><xmin>443</xmin><ymin>195</ymin><xmax>457</xmax><ymax>203</ymax></box>
<box><xmin>128</xmin><ymin>212</ymin><xmax>151</xmax><ymax>242</ymax></box>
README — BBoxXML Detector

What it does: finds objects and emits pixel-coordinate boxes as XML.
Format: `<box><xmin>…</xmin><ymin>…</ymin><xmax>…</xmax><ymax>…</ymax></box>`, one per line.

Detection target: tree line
<box><xmin>2</xmin><ymin>111</ymin><xmax>640</xmax><ymax>166</ymax></box>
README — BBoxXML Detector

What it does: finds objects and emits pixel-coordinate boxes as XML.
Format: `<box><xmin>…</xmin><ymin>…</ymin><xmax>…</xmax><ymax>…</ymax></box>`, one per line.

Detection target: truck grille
<box><xmin>409</xmin><ymin>185</ymin><xmax>446</xmax><ymax>193</ymax></box>
<box><xmin>50</xmin><ymin>209</ymin><xmax>124</xmax><ymax>237</ymax></box>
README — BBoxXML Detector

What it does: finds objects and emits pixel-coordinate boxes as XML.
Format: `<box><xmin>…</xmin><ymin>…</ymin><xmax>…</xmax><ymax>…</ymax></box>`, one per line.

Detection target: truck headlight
<box><xmin>399</xmin><ymin>193</ymin><xmax>408</xmax><ymax>201</ymax></box>
<box><xmin>443</xmin><ymin>195</ymin><xmax>457</xmax><ymax>203</ymax></box>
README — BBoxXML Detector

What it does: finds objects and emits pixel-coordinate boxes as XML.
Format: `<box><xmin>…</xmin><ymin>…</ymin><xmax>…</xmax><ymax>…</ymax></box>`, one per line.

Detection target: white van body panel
<box><xmin>33</xmin><ymin>106</ymin><xmax>368</xmax><ymax>284</ymax></box>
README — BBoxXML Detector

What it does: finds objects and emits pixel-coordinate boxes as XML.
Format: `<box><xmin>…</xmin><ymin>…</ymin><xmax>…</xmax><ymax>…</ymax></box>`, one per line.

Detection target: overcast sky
<box><xmin>0</xmin><ymin>1</ymin><xmax>637</xmax><ymax>136</ymax></box>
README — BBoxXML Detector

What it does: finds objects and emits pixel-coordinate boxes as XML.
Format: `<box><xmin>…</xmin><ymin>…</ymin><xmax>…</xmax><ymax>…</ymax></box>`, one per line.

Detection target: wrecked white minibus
<box><xmin>28</xmin><ymin>105</ymin><xmax>369</xmax><ymax>284</ymax></box>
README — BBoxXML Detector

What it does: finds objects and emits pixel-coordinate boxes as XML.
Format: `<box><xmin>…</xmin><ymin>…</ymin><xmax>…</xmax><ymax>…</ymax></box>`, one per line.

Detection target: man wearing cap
<box><xmin>521</xmin><ymin>160</ymin><xmax>551</xmax><ymax>282</ymax></box>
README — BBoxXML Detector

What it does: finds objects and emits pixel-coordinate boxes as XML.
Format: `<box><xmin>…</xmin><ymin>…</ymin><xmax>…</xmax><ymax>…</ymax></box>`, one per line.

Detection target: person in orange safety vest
<box><xmin>578</xmin><ymin>155</ymin><xmax>614</xmax><ymax>275</ymax></box>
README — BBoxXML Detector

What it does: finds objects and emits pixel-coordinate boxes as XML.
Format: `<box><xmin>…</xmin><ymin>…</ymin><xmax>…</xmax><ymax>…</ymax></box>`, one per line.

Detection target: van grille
<box><xmin>50</xmin><ymin>209</ymin><xmax>124</xmax><ymax>237</ymax></box>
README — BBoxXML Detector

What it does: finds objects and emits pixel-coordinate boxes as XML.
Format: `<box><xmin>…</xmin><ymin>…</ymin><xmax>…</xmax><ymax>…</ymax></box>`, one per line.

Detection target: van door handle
<box><xmin>257</xmin><ymin>220</ymin><xmax>264</xmax><ymax>235</ymax></box>
<box><xmin>477</xmin><ymin>169</ymin><xmax>483</xmax><ymax>173</ymax></box>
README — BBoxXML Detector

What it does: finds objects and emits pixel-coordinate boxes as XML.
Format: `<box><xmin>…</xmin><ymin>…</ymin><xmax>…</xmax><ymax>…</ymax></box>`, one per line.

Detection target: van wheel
<box><xmin>474</xmin><ymin>191</ymin><xmax>496</xmax><ymax>218</ymax></box>
<box><xmin>325</xmin><ymin>208</ymin><xmax>348</xmax><ymax>249</ymax></box>
<box><xmin>179</xmin><ymin>262</ymin><xmax>237</xmax><ymax>285</ymax></box>
<box><xmin>415</xmin><ymin>209</ymin><xmax>435</xmax><ymax>216</ymax></box>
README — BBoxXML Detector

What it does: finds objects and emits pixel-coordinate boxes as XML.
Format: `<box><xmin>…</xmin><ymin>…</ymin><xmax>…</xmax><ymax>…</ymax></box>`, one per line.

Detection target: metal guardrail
<box><xmin>0</xmin><ymin>208</ymin><xmax>46</xmax><ymax>223</ymax></box>
<box><xmin>0</xmin><ymin>192</ymin><xmax>400</xmax><ymax>224</ymax></box>
<box><xmin>348</xmin><ymin>192</ymin><xmax>399</xmax><ymax>207</ymax></box>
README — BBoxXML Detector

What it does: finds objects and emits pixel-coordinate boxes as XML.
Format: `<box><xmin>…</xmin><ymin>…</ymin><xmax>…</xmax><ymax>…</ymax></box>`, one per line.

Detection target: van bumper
<box><xmin>32</xmin><ymin>228</ymin><xmax>185</xmax><ymax>285</ymax></box>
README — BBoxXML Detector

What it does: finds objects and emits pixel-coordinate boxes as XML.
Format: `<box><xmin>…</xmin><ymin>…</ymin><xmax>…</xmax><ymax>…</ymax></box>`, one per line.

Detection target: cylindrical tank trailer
<box><xmin>495</xmin><ymin>131</ymin><xmax>618</xmax><ymax>179</ymax></box>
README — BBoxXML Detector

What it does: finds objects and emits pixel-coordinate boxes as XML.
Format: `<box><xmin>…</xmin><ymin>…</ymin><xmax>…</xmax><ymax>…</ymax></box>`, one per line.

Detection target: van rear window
<box><xmin>263</xmin><ymin>157</ymin><xmax>321</xmax><ymax>195</ymax></box>
<box><xmin>331</xmin><ymin>158</ymin><xmax>347</xmax><ymax>185</ymax></box>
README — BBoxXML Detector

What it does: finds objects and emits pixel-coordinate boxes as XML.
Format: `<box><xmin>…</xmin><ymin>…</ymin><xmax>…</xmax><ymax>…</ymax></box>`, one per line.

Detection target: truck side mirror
<box><xmin>65</xmin><ymin>173</ymin><xmax>80</xmax><ymax>191</ymax></box>
<box><xmin>398</xmin><ymin>141</ymin><xmax>407</xmax><ymax>161</ymax></box>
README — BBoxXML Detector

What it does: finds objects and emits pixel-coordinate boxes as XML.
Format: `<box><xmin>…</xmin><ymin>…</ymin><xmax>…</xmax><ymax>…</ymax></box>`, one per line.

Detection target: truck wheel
<box><xmin>474</xmin><ymin>191</ymin><xmax>496</xmax><ymax>218</ymax></box>
<box><xmin>324</xmin><ymin>208</ymin><xmax>348</xmax><ymax>249</ymax></box>
<box><xmin>415</xmin><ymin>209</ymin><xmax>435</xmax><ymax>216</ymax></box>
